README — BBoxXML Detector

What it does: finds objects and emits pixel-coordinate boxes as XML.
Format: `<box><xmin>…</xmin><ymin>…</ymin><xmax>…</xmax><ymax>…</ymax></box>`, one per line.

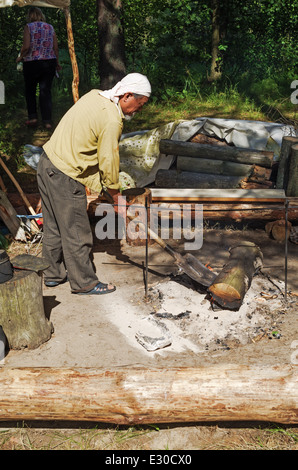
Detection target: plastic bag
<box><xmin>23</xmin><ymin>144</ymin><xmax>43</xmax><ymax>170</ymax></box>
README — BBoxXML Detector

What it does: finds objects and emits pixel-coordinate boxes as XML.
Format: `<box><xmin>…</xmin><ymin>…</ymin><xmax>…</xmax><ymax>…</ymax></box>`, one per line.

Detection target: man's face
<box><xmin>119</xmin><ymin>93</ymin><xmax>149</xmax><ymax>117</ymax></box>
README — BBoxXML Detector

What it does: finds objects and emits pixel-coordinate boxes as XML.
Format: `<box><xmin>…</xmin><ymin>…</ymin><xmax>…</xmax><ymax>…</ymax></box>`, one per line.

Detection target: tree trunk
<box><xmin>276</xmin><ymin>136</ymin><xmax>298</xmax><ymax>189</ymax></box>
<box><xmin>208</xmin><ymin>0</ymin><xmax>222</xmax><ymax>82</ymax></box>
<box><xmin>0</xmin><ymin>270</ymin><xmax>53</xmax><ymax>350</ymax></box>
<box><xmin>0</xmin><ymin>365</ymin><xmax>297</xmax><ymax>424</ymax></box>
<box><xmin>97</xmin><ymin>0</ymin><xmax>126</xmax><ymax>89</ymax></box>
<box><xmin>286</xmin><ymin>144</ymin><xmax>298</xmax><ymax>197</ymax></box>
<box><xmin>207</xmin><ymin>241</ymin><xmax>263</xmax><ymax>310</ymax></box>
<box><xmin>64</xmin><ymin>7</ymin><xmax>80</xmax><ymax>103</ymax></box>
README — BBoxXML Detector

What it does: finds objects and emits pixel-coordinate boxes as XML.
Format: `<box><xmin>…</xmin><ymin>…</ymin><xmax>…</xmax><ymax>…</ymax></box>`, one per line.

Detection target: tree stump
<box><xmin>0</xmin><ymin>270</ymin><xmax>53</xmax><ymax>350</ymax></box>
<box><xmin>207</xmin><ymin>241</ymin><xmax>263</xmax><ymax>310</ymax></box>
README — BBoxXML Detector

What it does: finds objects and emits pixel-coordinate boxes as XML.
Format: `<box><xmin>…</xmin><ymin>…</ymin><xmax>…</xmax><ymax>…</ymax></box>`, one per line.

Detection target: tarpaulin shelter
<box><xmin>0</xmin><ymin>0</ymin><xmax>79</xmax><ymax>103</ymax></box>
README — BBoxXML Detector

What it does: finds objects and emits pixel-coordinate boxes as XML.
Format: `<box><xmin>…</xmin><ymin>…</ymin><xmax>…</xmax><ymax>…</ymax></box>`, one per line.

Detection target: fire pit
<box><xmin>135</xmin><ymin>271</ymin><xmax>288</xmax><ymax>353</ymax></box>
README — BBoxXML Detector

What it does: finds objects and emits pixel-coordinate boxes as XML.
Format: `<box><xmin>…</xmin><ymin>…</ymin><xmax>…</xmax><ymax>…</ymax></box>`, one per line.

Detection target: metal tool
<box><xmin>102</xmin><ymin>188</ymin><xmax>217</xmax><ymax>287</ymax></box>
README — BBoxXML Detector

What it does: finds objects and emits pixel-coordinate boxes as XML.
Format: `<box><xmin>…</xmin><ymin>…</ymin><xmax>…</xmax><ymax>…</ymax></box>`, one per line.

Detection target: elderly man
<box><xmin>37</xmin><ymin>73</ymin><xmax>151</xmax><ymax>295</ymax></box>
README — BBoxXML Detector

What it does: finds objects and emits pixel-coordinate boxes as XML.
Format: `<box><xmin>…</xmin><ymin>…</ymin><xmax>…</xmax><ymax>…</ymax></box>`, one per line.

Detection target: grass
<box><xmin>0</xmin><ymin>422</ymin><xmax>297</xmax><ymax>450</ymax></box>
<box><xmin>123</xmin><ymin>87</ymin><xmax>298</xmax><ymax>135</ymax></box>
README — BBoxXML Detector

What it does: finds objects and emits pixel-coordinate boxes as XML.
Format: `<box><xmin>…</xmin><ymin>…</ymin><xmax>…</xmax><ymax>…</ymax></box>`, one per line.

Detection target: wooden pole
<box><xmin>0</xmin><ymin>174</ymin><xmax>6</xmax><ymax>193</ymax></box>
<box><xmin>0</xmin><ymin>190</ymin><xmax>26</xmax><ymax>241</ymax></box>
<box><xmin>64</xmin><ymin>7</ymin><xmax>79</xmax><ymax>103</ymax></box>
<box><xmin>0</xmin><ymin>365</ymin><xmax>297</xmax><ymax>424</ymax></box>
<box><xmin>0</xmin><ymin>155</ymin><xmax>40</xmax><ymax>232</ymax></box>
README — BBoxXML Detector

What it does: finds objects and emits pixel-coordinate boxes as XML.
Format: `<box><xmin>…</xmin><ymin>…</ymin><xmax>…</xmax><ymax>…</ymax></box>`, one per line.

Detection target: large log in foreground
<box><xmin>208</xmin><ymin>241</ymin><xmax>263</xmax><ymax>310</ymax></box>
<box><xmin>160</xmin><ymin>139</ymin><xmax>274</xmax><ymax>168</ymax></box>
<box><xmin>0</xmin><ymin>365</ymin><xmax>297</xmax><ymax>424</ymax></box>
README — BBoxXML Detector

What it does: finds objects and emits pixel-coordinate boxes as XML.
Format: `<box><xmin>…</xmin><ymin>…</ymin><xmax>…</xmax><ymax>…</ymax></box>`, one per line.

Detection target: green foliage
<box><xmin>0</xmin><ymin>0</ymin><xmax>297</xmax><ymax>123</ymax></box>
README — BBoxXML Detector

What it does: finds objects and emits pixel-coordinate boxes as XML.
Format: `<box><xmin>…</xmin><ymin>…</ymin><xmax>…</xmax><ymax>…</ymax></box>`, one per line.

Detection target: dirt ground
<box><xmin>1</xmin><ymin>219</ymin><xmax>298</xmax><ymax>450</ymax></box>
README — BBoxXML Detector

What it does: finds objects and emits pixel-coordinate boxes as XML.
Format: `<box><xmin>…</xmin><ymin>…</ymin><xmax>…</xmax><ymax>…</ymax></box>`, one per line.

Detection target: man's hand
<box><xmin>103</xmin><ymin>189</ymin><xmax>127</xmax><ymax>217</ymax></box>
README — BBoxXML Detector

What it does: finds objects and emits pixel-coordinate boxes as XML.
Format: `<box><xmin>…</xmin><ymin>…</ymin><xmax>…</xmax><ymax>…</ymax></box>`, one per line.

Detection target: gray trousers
<box><xmin>37</xmin><ymin>152</ymin><xmax>99</xmax><ymax>293</ymax></box>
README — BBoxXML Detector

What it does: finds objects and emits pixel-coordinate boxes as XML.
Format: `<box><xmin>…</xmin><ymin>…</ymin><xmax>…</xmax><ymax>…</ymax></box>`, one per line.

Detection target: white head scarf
<box><xmin>99</xmin><ymin>73</ymin><xmax>151</xmax><ymax>104</ymax></box>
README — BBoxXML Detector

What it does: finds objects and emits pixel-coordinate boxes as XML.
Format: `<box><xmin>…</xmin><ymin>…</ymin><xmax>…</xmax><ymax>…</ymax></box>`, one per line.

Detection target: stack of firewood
<box><xmin>155</xmin><ymin>133</ymin><xmax>275</xmax><ymax>189</ymax></box>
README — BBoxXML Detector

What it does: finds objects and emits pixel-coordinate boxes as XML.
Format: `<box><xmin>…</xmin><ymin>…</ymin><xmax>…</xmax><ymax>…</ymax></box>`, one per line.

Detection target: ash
<box><xmin>144</xmin><ymin>272</ymin><xmax>288</xmax><ymax>354</ymax></box>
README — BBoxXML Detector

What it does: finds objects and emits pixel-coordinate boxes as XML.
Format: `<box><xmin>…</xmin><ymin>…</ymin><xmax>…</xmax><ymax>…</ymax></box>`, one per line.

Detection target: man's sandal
<box><xmin>76</xmin><ymin>282</ymin><xmax>116</xmax><ymax>295</ymax></box>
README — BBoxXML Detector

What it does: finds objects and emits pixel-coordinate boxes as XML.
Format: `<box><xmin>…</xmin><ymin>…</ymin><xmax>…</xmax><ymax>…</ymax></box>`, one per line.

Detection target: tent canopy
<box><xmin>0</xmin><ymin>0</ymin><xmax>70</xmax><ymax>8</ymax></box>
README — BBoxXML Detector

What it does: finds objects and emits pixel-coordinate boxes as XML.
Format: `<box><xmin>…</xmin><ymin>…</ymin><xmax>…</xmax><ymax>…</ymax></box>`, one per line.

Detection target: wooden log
<box><xmin>155</xmin><ymin>169</ymin><xmax>247</xmax><ymax>189</ymax></box>
<box><xmin>0</xmin><ymin>270</ymin><xmax>53</xmax><ymax>350</ymax></box>
<box><xmin>0</xmin><ymin>190</ymin><xmax>26</xmax><ymax>241</ymax></box>
<box><xmin>0</xmin><ymin>365</ymin><xmax>297</xmax><ymax>424</ymax></box>
<box><xmin>286</xmin><ymin>144</ymin><xmax>298</xmax><ymax>197</ymax></box>
<box><xmin>251</xmin><ymin>165</ymin><xmax>272</xmax><ymax>181</ymax></box>
<box><xmin>160</xmin><ymin>139</ymin><xmax>274</xmax><ymax>168</ymax></box>
<box><xmin>191</xmin><ymin>133</ymin><xmax>229</xmax><ymax>146</ymax></box>
<box><xmin>156</xmin><ymin>202</ymin><xmax>298</xmax><ymax>222</ymax></box>
<box><xmin>207</xmin><ymin>241</ymin><xmax>263</xmax><ymax>310</ymax></box>
<box><xmin>276</xmin><ymin>136</ymin><xmax>298</xmax><ymax>189</ymax></box>
<box><xmin>177</xmin><ymin>156</ymin><xmax>254</xmax><ymax>176</ymax></box>
<box><xmin>265</xmin><ymin>219</ymin><xmax>292</xmax><ymax>242</ymax></box>
<box><xmin>240</xmin><ymin>179</ymin><xmax>273</xmax><ymax>189</ymax></box>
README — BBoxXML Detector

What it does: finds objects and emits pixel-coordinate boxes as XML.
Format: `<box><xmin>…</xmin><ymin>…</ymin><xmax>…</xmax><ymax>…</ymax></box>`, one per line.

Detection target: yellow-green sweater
<box><xmin>43</xmin><ymin>89</ymin><xmax>124</xmax><ymax>193</ymax></box>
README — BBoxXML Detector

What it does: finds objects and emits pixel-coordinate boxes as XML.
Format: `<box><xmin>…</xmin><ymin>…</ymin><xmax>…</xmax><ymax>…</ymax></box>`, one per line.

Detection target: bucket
<box><xmin>0</xmin><ymin>250</ymin><xmax>13</xmax><ymax>284</ymax></box>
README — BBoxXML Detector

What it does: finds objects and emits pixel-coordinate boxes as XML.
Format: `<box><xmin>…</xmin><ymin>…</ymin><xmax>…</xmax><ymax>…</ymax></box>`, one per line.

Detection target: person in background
<box><xmin>37</xmin><ymin>73</ymin><xmax>151</xmax><ymax>295</ymax></box>
<box><xmin>16</xmin><ymin>6</ymin><xmax>61</xmax><ymax>129</ymax></box>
